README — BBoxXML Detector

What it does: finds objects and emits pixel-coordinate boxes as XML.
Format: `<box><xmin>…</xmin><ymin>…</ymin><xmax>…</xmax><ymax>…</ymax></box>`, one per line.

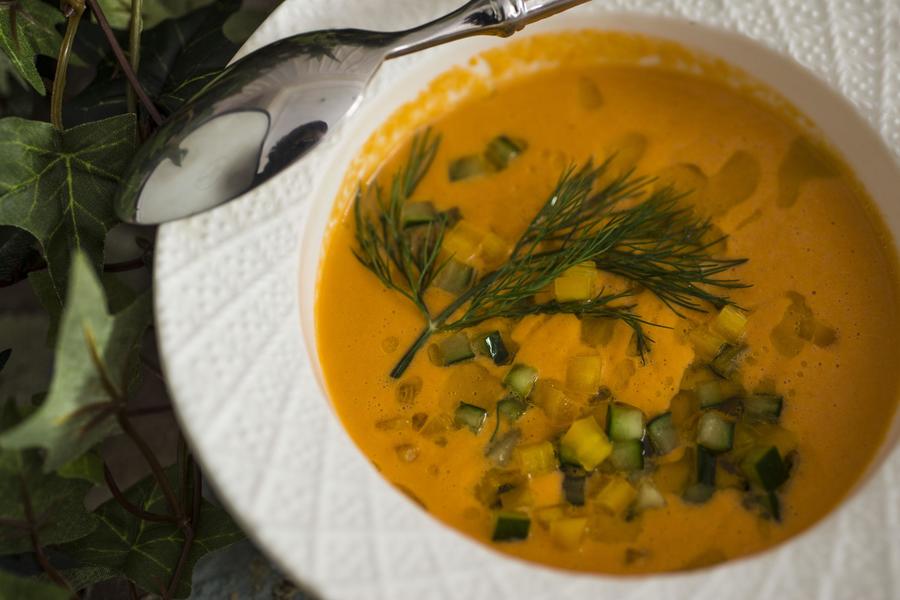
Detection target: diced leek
<box><xmin>697</xmin><ymin>411</ymin><xmax>735</xmax><ymax>453</ymax></box>
<box><xmin>516</xmin><ymin>441</ymin><xmax>557</xmax><ymax>476</ymax></box>
<box><xmin>560</xmin><ymin>416</ymin><xmax>613</xmax><ymax>471</ymax></box>
<box><xmin>400</xmin><ymin>201</ymin><xmax>438</xmax><ymax>227</ymax></box>
<box><xmin>454</xmin><ymin>402</ymin><xmax>487</xmax><ymax>434</ymax></box>
<box><xmin>695</xmin><ymin>379</ymin><xmax>742</xmax><ymax>409</ymax></box>
<box><xmin>713</xmin><ymin>305</ymin><xmax>748</xmax><ymax>342</ymax></box>
<box><xmin>595</xmin><ymin>477</ymin><xmax>637</xmax><ymax>516</ymax></box>
<box><xmin>433</xmin><ymin>259</ymin><xmax>475</xmax><ymax>294</ymax></box>
<box><xmin>634</xmin><ymin>481</ymin><xmax>666</xmax><ymax>512</ymax></box>
<box><xmin>491</xmin><ymin>510</ymin><xmax>530</xmax><ymax>542</ymax></box>
<box><xmin>485</xmin><ymin>135</ymin><xmax>528</xmax><ymax>170</ymax></box>
<box><xmin>566</xmin><ymin>355</ymin><xmax>603</xmax><ymax>394</ymax></box>
<box><xmin>430</xmin><ymin>332</ymin><xmax>474</xmax><ymax>366</ymax></box>
<box><xmin>442</xmin><ymin>222</ymin><xmax>483</xmax><ymax>263</ymax></box>
<box><xmin>741</xmin><ymin>446</ymin><xmax>789</xmax><ymax>491</ymax></box>
<box><xmin>449</xmin><ymin>155</ymin><xmax>491</xmax><ymax>182</ymax></box>
<box><xmin>689</xmin><ymin>327</ymin><xmax>727</xmax><ymax>361</ymax></box>
<box><xmin>696</xmin><ymin>445</ymin><xmax>717</xmax><ymax>486</ymax></box>
<box><xmin>609</xmin><ymin>440</ymin><xmax>644</xmax><ymax>471</ymax></box>
<box><xmin>497</xmin><ymin>396</ymin><xmax>526</xmax><ymax>422</ymax></box>
<box><xmin>503</xmin><ymin>364</ymin><xmax>538</xmax><ymax>399</ymax></box>
<box><xmin>741</xmin><ymin>394</ymin><xmax>783</xmax><ymax>422</ymax></box>
<box><xmin>606</xmin><ymin>402</ymin><xmax>645</xmax><ymax>442</ymax></box>
<box><xmin>580</xmin><ymin>316</ymin><xmax>617</xmax><ymax>347</ymax></box>
<box><xmin>549</xmin><ymin>517</ymin><xmax>587</xmax><ymax>550</ymax></box>
<box><xmin>647</xmin><ymin>412</ymin><xmax>679</xmax><ymax>455</ymax></box>
<box><xmin>709</xmin><ymin>344</ymin><xmax>745</xmax><ymax>379</ymax></box>
<box><xmin>476</xmin><ymin>330</ymin><xmax>513</xmax><ymax>365</ymax></box>
<box><xmin>554</xmin><ymin>263</ymin><xmax>597</xmax><ymax>302</ymax></box>
<box><xmin>534</xmin><ymin>505</ymin><xmax>566</xmax><ymax>529</ymax></box>
<box><xmin>532</xmin><ymin>380</ymin><xmax>577</xmax><ymax>425</ymax></box>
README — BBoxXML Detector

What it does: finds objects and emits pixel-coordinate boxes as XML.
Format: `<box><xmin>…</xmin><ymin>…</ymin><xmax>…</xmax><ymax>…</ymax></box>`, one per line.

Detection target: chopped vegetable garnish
<box><xmin>449</xmin><ymin>155</ymin><xmax>491</xmax><ymax>181</ymax></box>
<box><xmin>595</xmin><ymin>477</ymin><xmax>637</xmax><ymax>516</ymax></box>
<box><xmin>401</xmin><ymin>201</ymin><xmax>438</xmax><ymax>227</ymax></box>
<box><xmin>503</xmin><ymin>363</ymin><xmax>538</xmax><ymax>399</ymax></box>
<box><xmin>741</xmin><ymin>446</ymin><xmax>789</xmax><ymax>491</ymax></box>
<box><xmin>499</xmin><ymin>486</ymin><xmax>534</xmax><ymax>510</ymax></box>
<box><xmin>497</xmin><ymin>396</ymin><xmax>526</xmax><ymax>422</ymax></box>
<box><xmin>492</xmin><ymin>510</ymin><xmax>531</xmax><ymax>542</ymax></box>
<box><xmin>433</xmin><ymin>259</ymin><xmax>476</xmax><ymax>294</ymax></box>
<box><xmin>485</xmin><ymin>135</ymin><xmax>528</xmax><ymax>170</ymax></box>
<box><xmin>741</xmin><ymin>394</ymin><xmax>783</xmax><ymax>422</ymax></box>
<box><xmin>697</xmin><ymin>411</ymin><xmax>735</xmax><ymax>453</ymax></box>
<box><xmin>454</xmin><ymin>402</ymin><xmax>488</xmax><ymax>433</ymax></box>
<box><xmin>696</xmin><ymin>446</ymin><xmax>717</xmax><ymax>487</ymax></box>
<box><xmin>696</xmin><ymin>379</ymin><xmax>742</xmax><ymax>409</ymax></box>
<box><xmin>430</xmin><ymin>332</ymin><xmax>474</xmax><ymax>366</ymax></box>
<box><xmin>709</xmin><ymin>344</ymin><xmax>745</xmax><ymax>379</ymax></box>
<box><xmin>712</xmin><ymin>305</ymin><xmax>748</xmax><ymax>342</ymax></box>
<box><xmin>609</xmin><ymin>439</ymin><xmax>645</xmax><ymax>471</ymax></box>
<box><xmin>682</xmin><ymin>483</ymin><xmax>715</xmax><ymax>504</ymax></box>
<box><xmin>634</xmin><ymin>481</ymin><xmax>666</xmax><ymax>512</ymax></box>
<box><xmin>549</xmin><ymin>517</ymin><xmax>587</xmax><ymax>549</ymax></box>
<box><xmin>607</xmin><ymin>402</ymin><xmax>645</xmax><ymax>442</ymax></box>
<box><xmin>647</xmin><ymin>412</ymin><xmax>679</xmax><ymax>455</ymax></box>
<box><xmin>566</xmin><ymin>355</ymin><xmax>603</xmax><ymax>394</ymax></box>
<box><xmin>689</xmin><ymin>327</ymin><xmax>727</xmax><ymax>360</ymax></box>
<box><xmin>477</xmin><ymin>330</ymin><xmax>513</xmax><ymax>365</ymax></box>
<box><xmin>561</xmin><ymin>464</ymin><xmax>587</xmax><ymax>506</ymax></box>
<box><xmin>554</xmin><ymin>262</ymin><xmax>598</xmax><ymax>302</ymax></box>
<box><xmin>517</xmin><ymin>441</ymin><xmax>557</xmax><ymax>476</ymax></box>
<box><xmin>560</xmin><ymin>416</ymin><xmax>613</xmax><ymax>470</ymax></box>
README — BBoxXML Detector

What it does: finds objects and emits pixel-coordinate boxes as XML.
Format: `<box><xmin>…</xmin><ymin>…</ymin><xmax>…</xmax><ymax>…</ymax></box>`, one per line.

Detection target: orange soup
<box><xmin>315</xmin><ymin>32</ymin><xmax>900</xmax><ymax>574</ymax></box>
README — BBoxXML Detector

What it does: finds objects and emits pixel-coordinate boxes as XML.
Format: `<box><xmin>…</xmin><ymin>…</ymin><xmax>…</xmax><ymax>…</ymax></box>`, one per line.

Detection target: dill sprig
<box><xmin>353</xmin><ymin>130</ymin><xmax>446</xmax><ymax>318</ymax></box>
<box><xmin>351</xmin><ymin>130</ymin><xmax>749</xmax><ymax>379</ymax></box>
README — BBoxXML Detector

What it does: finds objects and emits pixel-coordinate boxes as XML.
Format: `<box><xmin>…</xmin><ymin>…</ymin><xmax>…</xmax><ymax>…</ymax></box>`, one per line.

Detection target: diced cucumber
<box><xmin>607</xmin><ymin>402</ymin><xmax>645</xmax><ymax>442</ymax></box>
<box><xmin>485</xmin><ymin>135</ymin><xmax>527</xmax><ymax>170</ymax></box>
<box><xmin>449</xmin><ymin>155</ymin><xmax>491</xmax><ymax>182</ymax></box>
<box><xmin>697</xmin><ymin>445</ymin><xmax>717</xmax><ymax>487</ymax></box>
<box><xmin>401</xmin><ymin>201</ymin><xmax>438</xmax><ymax>227</ymax></box>
<box><xmin>741</xmin><ymin>394</ymin><xmax>783</xmax><ymax>422</ymax></box>
<box><xmin>741</xmin><ymin>446</ymin><xmax>789</xmax><ymax>491</ymax></box>
<box><xmin>503</xmin><ymin>364</ymin><xmax>538</xmax><ymax>399</ymax></box>
<box><xmin>634</xmin><ymin>481</ymin><xmax>666</xmax><ymax>512</ymax></box>
<box><xmin>561</xmin><ymin>464</ymin><xmax>587</xmax><ymax>506</ymax></box>
<box><xmin>696</xmin><ymin>379</ymin><xmax>742</xmax><ymax>409</ymax></box>
<box><xmin>454</xmin><ymin>402</ymin><xmax>487</xmax><ymax>434</ymax></box>
<box><xmin>709</xmin><ymin>344</ymin><xmax>744</xmax><ymax>379</ymax></box>
<box><xmin>609</xmin><ymin>440</ymin><xmax>644</xmax><ymax>472</ymax></box>
<box><xmin>491</xmin><ymin>510</ymin><xmax>530</xmax><ymax>542</ymax></box>
<box><xmin>647</xmin><ymin>412</ymin><xmax>679</xmax><ymax>455</ymax></box>
<box><xmin>697</xmin><ymin>411</ymin><xmax>735</xmax><ymax>453</ymax></box>
<box><xmin>431</xmin><ymin>333</ymin><xmax>474</xmax><ymax>366</ymax></box>
<box><xmin>760</xmin><ymin>491</ymin><xmax>782</xmax><ymax>522</ymax></box>
<box><xmin>682</xmin><ymin>483</ymin><xmax>715</xmax><ymax>504</ymax></box>
<box><xmin>477</xmin><ymin>331</ymin><xmax>512</xmax><ymax>365</ymax></box>
<box><xmin>434</xmin><ymin>260</ymin><xmax>475</xmax><ymax>295</ymax></box>
<box><xmin>497</xmin><ymin>396</ymin><xmax>526</xmax><ymax>422</ymax></box>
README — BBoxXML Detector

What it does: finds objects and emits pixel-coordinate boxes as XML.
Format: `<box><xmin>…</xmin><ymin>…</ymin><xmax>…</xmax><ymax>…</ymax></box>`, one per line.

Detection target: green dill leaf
<box><xmin>62</xmin><ymin>465</ymin><xmax>245</xmax><ymax>599</ymax></box>
<box><xmin>0</xmin><ymin>400</ymin><xmax>97</xmax><ymax>555</ymax></box>
<box><xmin>0</xmin><ymin>114</ymin><xmax>137</xmax><ymax>307</ymax></box>
<box><xmin>0</xmin><ymin>0</ymin><xmax>63</xmax><ymax>95</ymax></box>
<box><xmin>0</xmin><ymin>252</ymin><xmax>151</xmax><ymax>471</ymax></box>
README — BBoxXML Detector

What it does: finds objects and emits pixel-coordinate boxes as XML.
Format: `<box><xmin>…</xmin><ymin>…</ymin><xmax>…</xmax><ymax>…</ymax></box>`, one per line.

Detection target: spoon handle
<box><xmin>387</xmin><ymin>0</ymin><xmax>590</xmax><ymax>59</ymax></box>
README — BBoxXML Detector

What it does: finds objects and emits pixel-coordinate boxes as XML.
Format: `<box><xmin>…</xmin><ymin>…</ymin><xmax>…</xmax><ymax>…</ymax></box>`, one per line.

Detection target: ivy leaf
<box><xmin>68</xmin><ymin>0</ymin><xmax>240</xmax><ymax>125</ymax></box>
<box><xmin>0</xmin><ymin>226</ymin><xmax>42</xmax><ymax>286</ymax></box>
<box><xmin>96</xmin><ymin>0</ymin><xmax>216</xmax><ymax>31</ymax></box>
<box><xmin>40</xmin><ymin>565</ymin><xmax>119</xmax><ymax>590</ymax></box>
<box><xmin>0</xmin><ymin>114</ymin><xmax>136</xmax><ymax>307</ymax></box>
<box><xmin>63</xmin><ymin>466</ymin><xmax>245</xmax><ymax>598</ymax></box>
<box><xmin>0</xmin><ymin>401</ymin><xmax>97</xmax><ymax>555</ymax></box>
<box><xmin>0</xmin><ymin>252</ymin><xmax>151</xmax><ymax>471</ymax></box>
<box><xmin>56</xmin><ymin>450</ymin><xmax>105</xmax><ymax>486</ymax></box>
<box><xmin>0</xmin><ymin>569</ymin><xmax>69</xmax><ymax>600</ymax></box>
<box><xmin>0</xmin><ymin>0</ymin><xmax>63</xmax><ymax>94</ymax></box>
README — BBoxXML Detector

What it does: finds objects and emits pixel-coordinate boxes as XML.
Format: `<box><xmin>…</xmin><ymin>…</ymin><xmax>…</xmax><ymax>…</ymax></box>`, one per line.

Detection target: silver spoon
<box><xmin>115</xmin><ymin>0</ymin><xmax>589</xmax><ymax>225</ymax></box>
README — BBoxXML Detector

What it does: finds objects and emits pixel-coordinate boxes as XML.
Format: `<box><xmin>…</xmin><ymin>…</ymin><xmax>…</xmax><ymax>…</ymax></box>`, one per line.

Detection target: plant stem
<box><xmin>85</xmin><ymin>0</ymin><xmax>163</xmax><ymax>126</ymax></box>
<box><xmin>116</xmin><ymin>411</ymin><xmax>184</xmax><ymax>521</ymax></box>
<box><xmin>19</xmin><ymin>477</ymin><xmax>75</xmax><ymax>596</ymax></box>
<box><xmin>126</xmin><ymin>0</ymin><xmax>143</xmax><ymax>115</ymax></box>
<box><xmin>103</xmin><ymin>464</ymin><xmax>177</xmax><ymax>524</ymax></box>
<box><xmin>50</xmin><ymin>2</ymin><xmax>84</xmax><ymax>130</ymax></box>
<box><xmin>166</xmin><ymin>460</ymin><xmax>200</xmax><ymax>599</ymax></box>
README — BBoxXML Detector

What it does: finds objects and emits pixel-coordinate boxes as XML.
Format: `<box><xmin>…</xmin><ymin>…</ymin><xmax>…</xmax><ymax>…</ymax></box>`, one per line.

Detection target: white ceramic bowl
<box><xmin>155</xmin><ymin>1</ymin><xmax>900</xmax><ymax>599</ymax></box>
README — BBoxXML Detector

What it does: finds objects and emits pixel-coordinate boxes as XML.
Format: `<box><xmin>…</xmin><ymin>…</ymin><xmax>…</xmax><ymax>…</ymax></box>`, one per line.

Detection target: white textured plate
<box><xmin>155</xmin><ymin>1</ymin><xmax>900</xmax><ymax>599</ymax></box>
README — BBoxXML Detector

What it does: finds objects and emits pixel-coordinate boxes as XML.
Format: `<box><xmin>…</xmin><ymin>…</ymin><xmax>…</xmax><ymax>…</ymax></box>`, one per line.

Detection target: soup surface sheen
<box><xmin>316</xmin><ymin>32</ymin><xmax>900</xmax><ymax>574</ymax></box>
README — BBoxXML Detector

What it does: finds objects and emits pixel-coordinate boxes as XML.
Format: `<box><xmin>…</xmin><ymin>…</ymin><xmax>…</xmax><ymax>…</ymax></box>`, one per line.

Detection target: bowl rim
<box><xmin>155</xmin><ymin>1</ymin><xmax>900</xmax><ymax>598</ymax></box>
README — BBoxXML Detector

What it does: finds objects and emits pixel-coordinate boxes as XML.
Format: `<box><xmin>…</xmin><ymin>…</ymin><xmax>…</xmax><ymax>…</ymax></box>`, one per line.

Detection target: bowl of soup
<box><xmin>154</xmin><ymin>1</ymin><xmax>900</xmax><ymax>597</ymax></box>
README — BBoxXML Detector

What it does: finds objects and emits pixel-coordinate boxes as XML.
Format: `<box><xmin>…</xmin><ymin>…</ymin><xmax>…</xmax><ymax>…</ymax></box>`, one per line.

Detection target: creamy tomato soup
<box><xmin>315</xmin><ymin>32</ymin><xmax>900</xmax><ymax>574</ymax></box>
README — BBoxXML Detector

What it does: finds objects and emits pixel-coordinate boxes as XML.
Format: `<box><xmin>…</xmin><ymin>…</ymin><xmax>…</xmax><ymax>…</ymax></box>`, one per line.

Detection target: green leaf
<box><xmin>0</xmin><ymin>569</ymin><xmax>69</xmax><ymax>600</ymax></box>
<box><xmin>63</xmin><ymin>466</ymin><xmax>245</xmax><ymax>598</ymax></box>
<box><xmin>0</xmin><ymin>114</ymin><xmax>136</xmax><ymax>306</ymax></box>
<box><xmin>0</xmin><ymin>226</ymin><xmax>41</xmax><ymax>286</ymax></box>
<box><xmin>222</xmin><ymin>7</ymin><xmax>268</xmax><ymax>44</ymax></box>
<box><xmin>57</xmin><ymin>450</ymin><xmax>105</xmax><ymax>486</ymax></box>
<box><xmin>0</xmin><ymin>401</ymin><xmax>97</xmax><ymax>555</ymax></box>
<box><xmin>0</xmin><ymin>0</ymin><xmax>63</xmax><ymax>94</ymax></box>
<box><xmin>68</xmin><ymin>0</ymin><xmax>240</xmax><ymax>125</ymax></box>
<box><xmin>97</xmin><ymin>0</ymin><xmax>216</xmax><ymax>30</ymax></box>
<box><xmin>41</xmin><ymin>565</ymin><xmax>119</xmax><ymax>590</ymax></box>
<box><xmin>0</xmin><ymin>252</ymin><xmax>151</xmax><ymax>470</ymax></box>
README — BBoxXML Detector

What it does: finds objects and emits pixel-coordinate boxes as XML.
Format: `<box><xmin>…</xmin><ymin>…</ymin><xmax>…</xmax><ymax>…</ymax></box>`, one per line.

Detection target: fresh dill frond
<box><xmin>352</xmin><ymin>129</ymin><xmax>446</xmax><ymax>318</ymax></box>
<box><xmin>350</xmin><ymin>131</ymin><xmax>750</xmax><ymax>378</ymax></box>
